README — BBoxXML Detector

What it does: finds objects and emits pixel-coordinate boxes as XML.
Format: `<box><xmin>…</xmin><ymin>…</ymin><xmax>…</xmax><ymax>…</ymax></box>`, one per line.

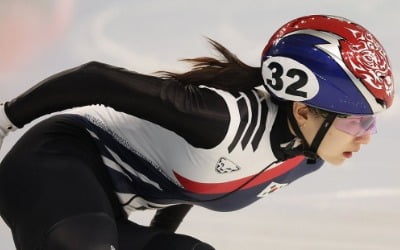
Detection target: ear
<box><xmin>292</xmin><ymin>102</ymin><xmax>311</xmax><ymax>125</ymax></box>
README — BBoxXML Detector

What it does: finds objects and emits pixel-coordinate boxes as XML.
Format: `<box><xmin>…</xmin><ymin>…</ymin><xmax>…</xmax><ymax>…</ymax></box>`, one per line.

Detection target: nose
<box><xmin>354</xmin><ymin>133</ymin><xmax>371</xmax><ymax>144</ymax></box>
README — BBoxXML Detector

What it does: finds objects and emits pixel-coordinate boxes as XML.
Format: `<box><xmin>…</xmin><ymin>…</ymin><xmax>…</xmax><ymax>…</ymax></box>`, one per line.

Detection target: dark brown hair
<box><xmin>157</xmin><ymin>38</ymin><xmax>263</xmax><ymax>92</ymax></box>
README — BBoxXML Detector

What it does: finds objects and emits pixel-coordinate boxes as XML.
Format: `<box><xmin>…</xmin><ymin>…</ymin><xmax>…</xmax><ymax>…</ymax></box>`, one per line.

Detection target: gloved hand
<box><xmin>150</xmin><ymin>204</ymin><xmax>193</xmax><ymax>232</ymax></box>
<box><xmin>0</xmin><ymin>103</ymin><xmax>17</xmax><ymax>149</ymax></box>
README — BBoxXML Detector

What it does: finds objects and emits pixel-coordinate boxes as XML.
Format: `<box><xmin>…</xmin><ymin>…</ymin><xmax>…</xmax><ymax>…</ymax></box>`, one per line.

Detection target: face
<box><xmin>316</xmin><ymin>123</ymin><xmax>371</xmax><ymax>165</ymax></box>
<box><xmin>292</xmin><ymin>102</ymin><xmax>373</xmax><ymax>165</ymax></box>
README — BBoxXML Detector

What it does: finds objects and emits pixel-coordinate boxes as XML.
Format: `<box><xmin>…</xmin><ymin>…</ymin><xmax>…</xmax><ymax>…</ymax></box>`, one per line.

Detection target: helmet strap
<box><xmin>307</xmin><ymin>112</ymin><xmax>337</xmax><ymax>163</ymax></box>
<box><xmin>287</xmin><ymin>103</ymin><xmax>337</xmax><ymax>164</ymax></box>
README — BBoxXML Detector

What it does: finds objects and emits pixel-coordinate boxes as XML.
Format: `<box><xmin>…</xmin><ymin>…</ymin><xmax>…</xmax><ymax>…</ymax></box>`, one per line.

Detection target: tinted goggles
<box><xmin>333</xmin><ymin>115</ymin><xmax>377</xmax><ymax>137</ymax></box>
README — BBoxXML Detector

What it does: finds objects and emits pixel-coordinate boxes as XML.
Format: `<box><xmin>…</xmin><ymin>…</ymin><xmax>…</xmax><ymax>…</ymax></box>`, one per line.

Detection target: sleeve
<box><xmin>150</xmin><ymin>204</ymin><xmax>193</xmax><ymax>232</ymax></box>
<box><xmin>4</xmin><ymin>61</ymin><xmax>230</xmax><ymax>148</ymax></box>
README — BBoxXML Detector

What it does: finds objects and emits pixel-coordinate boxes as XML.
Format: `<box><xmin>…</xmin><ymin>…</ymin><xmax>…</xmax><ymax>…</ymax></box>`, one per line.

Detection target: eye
<box><xmin>344</xmin><ymin>118</ymin><xmax>362</xmax><ymax>129</ymax></box>
<box><xmin>348</xmin><ymin>118</ymin><xmax>361</xmax><ymax>124</ymax></box>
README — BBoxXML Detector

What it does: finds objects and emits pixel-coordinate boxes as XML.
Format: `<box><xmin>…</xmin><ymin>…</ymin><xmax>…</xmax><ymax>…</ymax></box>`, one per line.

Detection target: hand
<box><xmin>150</xmin><ymin>204</ymin><xmax>193</xmax><ymax>232</ymax></box>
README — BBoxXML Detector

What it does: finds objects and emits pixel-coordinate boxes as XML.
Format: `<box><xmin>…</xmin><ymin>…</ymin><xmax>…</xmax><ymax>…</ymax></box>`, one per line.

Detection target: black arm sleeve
<box><xmin>150</xmin><ymin>204</ymin><xmax>193</xmax><ymax>232</ymax></box>
<box><xmin>5</xmin><ymin>61</ymin><xmax>230</xmax><ymax>148</ymax></box>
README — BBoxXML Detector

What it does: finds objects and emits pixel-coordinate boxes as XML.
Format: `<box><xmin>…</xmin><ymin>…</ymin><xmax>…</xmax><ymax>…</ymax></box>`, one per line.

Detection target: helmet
<box><xmin>261</xmin><ymin>15</ymin><xmax>394</xmax><ymax>115</ymax></box>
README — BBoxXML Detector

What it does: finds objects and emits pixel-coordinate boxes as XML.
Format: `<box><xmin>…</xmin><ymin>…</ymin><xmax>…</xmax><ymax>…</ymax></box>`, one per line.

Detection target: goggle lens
<box><xmin>333</xmin><ymin>115</ymin><xmax>377</xmax><ymax>136</ymax></box>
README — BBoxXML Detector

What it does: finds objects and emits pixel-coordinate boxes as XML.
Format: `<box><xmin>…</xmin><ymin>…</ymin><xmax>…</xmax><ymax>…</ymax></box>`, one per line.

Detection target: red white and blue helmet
<box><xmin>261</xmin><ymin>15</ymin><xmax>394</xmax><ymax>115</ymax></box>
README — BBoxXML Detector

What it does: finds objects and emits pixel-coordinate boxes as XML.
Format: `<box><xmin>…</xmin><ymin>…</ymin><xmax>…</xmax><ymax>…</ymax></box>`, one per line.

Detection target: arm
<box><xmin>150</xmin><ymin>204</ymin><xmax>193</xmax><ymax>232</ymax></box>
<box><xmin>3</xmin><ymin>61</ymin><xmax>230</xmax><ymax>148</ymax></box>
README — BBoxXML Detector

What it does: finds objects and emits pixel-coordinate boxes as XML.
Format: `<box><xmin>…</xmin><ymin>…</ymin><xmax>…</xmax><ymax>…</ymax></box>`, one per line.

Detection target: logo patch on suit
<box><xmin>215</xmin><ymin>157</ymin><xmax>240</xmax><ymax>174</ymax></box>
<box><xmin>257</xmin><ymin>182</ymin><xmax>288</xmax><ymax>197</ymax></box>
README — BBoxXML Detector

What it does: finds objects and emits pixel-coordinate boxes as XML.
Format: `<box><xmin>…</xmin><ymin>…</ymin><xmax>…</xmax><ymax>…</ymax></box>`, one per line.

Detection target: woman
<box><xmin>0</xmin><ymin>15</ymin><xmax>394</xmax><ymax>250</ymax></box>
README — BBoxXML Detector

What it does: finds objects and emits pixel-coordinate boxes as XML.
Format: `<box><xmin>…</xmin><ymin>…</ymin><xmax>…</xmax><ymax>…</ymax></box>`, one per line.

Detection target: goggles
<box><xmin>333</xmin><ymin>115</ymin><xmax>377</xmax><ymax>137</ymax></box>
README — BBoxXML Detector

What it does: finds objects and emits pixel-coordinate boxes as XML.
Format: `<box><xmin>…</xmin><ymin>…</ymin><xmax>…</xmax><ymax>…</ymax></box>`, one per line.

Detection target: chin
<box><xmin>321</xmin><ymin>156</ymin><xmax>346</xmax><ymax>166</ymax></box>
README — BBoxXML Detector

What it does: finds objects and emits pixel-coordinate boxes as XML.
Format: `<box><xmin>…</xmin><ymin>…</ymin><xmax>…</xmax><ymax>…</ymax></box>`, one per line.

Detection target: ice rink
<box><xmin>1</xmin><ymin>0</ymin><xmax>399</xmax><ymax>249</ymax></box>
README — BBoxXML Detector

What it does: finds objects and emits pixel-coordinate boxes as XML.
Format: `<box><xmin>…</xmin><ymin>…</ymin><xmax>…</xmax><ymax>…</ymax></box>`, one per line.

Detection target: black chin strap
<box><xmin>287</xmin><ymin>103</ymin><xmax>337</xmax><ymax>164</ymax></box>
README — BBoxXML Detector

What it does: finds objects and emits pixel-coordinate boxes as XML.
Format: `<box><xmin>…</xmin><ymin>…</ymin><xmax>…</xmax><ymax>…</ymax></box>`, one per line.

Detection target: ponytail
<box><xmin>157</xmin><ymin>38</ymin><xmax>263</xmax><ymax>92</ymax></box>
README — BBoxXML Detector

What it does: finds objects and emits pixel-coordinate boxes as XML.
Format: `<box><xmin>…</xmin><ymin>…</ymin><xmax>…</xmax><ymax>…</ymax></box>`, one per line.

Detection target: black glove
<box><xmin>150</xmin><ymin>204</ymin><xmax>193</xmax><ymax>232</ymax></box>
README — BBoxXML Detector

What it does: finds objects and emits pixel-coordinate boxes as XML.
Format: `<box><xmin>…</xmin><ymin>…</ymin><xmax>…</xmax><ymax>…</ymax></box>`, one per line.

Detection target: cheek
<box><xmin>318</xmin><ymin>128</ymin><xmax>353</xmax><ymax>155</ymax></box>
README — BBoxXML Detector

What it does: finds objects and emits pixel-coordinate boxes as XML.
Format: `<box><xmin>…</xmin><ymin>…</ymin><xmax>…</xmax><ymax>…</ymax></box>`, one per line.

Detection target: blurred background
<box><xmin>0</xmin><ymin>0</ymin><xmax>399</xmax><ymax>249</ymax></box>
